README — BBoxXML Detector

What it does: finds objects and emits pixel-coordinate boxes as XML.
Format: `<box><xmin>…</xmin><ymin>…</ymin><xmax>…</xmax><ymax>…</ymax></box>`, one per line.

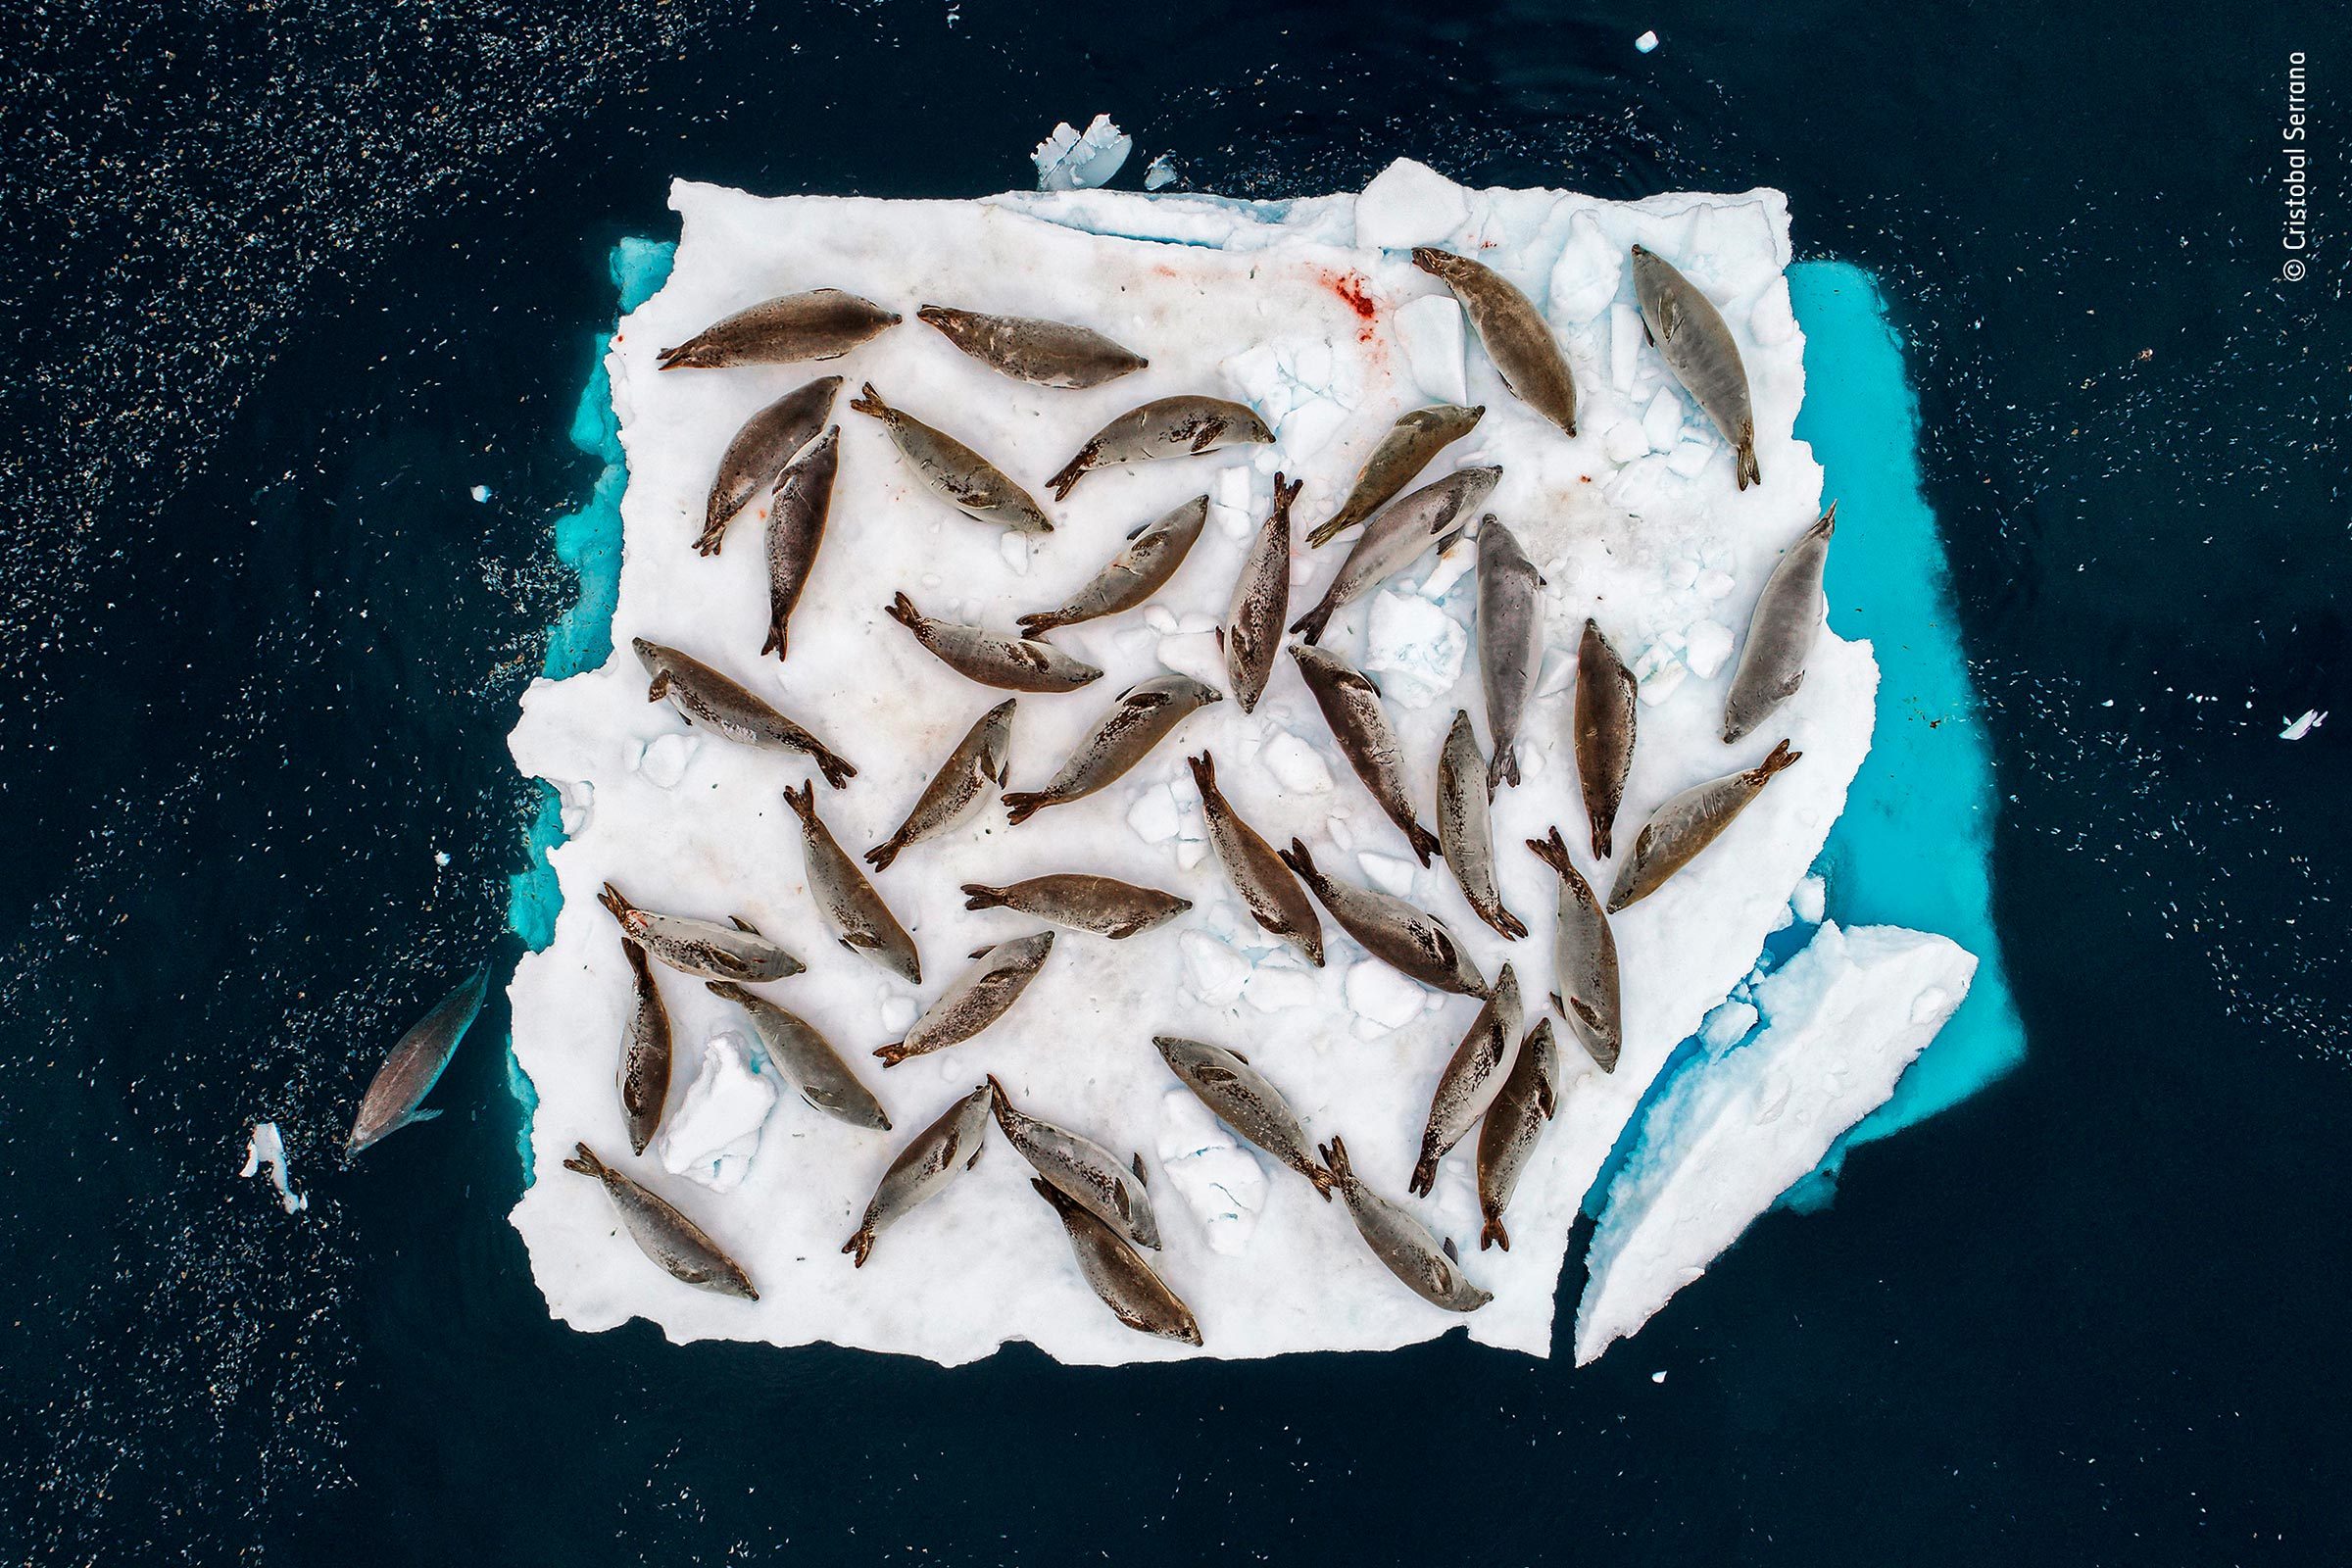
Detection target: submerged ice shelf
<box><xmin>503</xmin><ymin>161</ymin><xmax>2011</xmax><ymax>1365</ymax></box>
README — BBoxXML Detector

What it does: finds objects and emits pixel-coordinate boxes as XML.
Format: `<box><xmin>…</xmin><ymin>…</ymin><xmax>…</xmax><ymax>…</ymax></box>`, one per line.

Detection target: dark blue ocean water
<box><xmin>2</xmin><ymin>4</ymin><xmax>2344</xmax><ymax>1562</ymax></box>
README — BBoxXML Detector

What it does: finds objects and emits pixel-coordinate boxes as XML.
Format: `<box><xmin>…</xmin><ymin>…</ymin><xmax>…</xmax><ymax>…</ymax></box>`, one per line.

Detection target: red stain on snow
<box><xmin>1321</xmin><ymin>270</ymin><xmax>1380</xmax><ymax>342</ymax></box>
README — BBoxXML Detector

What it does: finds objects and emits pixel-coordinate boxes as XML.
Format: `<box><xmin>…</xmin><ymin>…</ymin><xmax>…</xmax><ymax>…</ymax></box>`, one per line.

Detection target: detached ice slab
<box><xmin>507</xmin><ymin>163</ymin><xmax>1917</xmax><ymax>1365</ymax></box>
<box><xmin>1573</xmin><ymin>922</ymin><xmax>1976</xmax><ymax>1363</ymax></box>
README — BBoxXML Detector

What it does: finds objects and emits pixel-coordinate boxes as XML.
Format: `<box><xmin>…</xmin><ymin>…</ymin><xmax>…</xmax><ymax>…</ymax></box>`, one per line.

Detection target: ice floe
<box><xmin>238</xmin><ymin>1122</ymin><xmax>308</xmax><ymax>1215</ymax></box>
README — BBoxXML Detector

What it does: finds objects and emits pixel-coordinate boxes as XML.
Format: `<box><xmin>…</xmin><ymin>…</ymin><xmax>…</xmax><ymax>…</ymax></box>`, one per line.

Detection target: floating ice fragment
<box><xmin>1393</xmin><ymin>294</ymin><xmax>1468</xmax><ymax>405</ymax></box>
<box><xmin>1357</xmin><ymin>853</ymin><xmax>1418</xmax><ymax>899</ymax></box>
<box><xmin>1700</xmin><ymin>1001</ymin><xmax>1760</xmax><ymax>1052</ymax></box>
<box><xmin>1033</xmin><ymin>115</ymin><xmax>1133</xmax><ymax>192</ymax></box>
<box><xmin>1143</xmin><ymin>154</ymin><xmax>1179</xmax><ymax>191</ymax></box>
<box><xmin>2280</xmin><ymin>709</ymin><xmax>2327</xmax><ymax>740</ymax></box>
<box><xmin>636</xmin><ymin>733</ymin><xmax>697</xmax><ymax>789</ymax></box>
<box><xmin>1354</xmin><ymin>158</ymin><xmax>1470</xmax><ymax>250</ymax></box>
<box><xmin>1682</xmin><ymin>618</ymin><xmax>1735</xmax><ymax>679</ymax></box>
<box><xmin>237</xmin><ymin>1122</ymin><xmax>307</xmax><ymax>1215</ymax></box>
<box><xmin>658</xmin><ymin>1032</ymin><xmax>776</xmax><ymax>1194</ymax></box>
<box><xmin>1154</xmin><ymin>1090</ymin><xmax>1268</xmax><ymax>1255</ymax></box>
<box><xmin>1361</xmin><ymin>591</ymin><xmax>1466</xmax><ymax>709</ymax></box>
<box><xmin>469</xmin><ymin>484</ymin><xmax>493</xmax><ymax>503</ymax></box>
<box><xmin>1790</xmin><ymin>873</ymin><xmax>1827</xmax><ymax>924</ymax></box>
<box><xmin>1650</xmin><ymin>1367</ymin><xmax>1668</xmax><ymax>1382</ymax></box>
<box><xmin>1262</xmin><ymin>731</ymin><xmax>1334</xmax><ymax>793</ymax></box>
<box><xmin>1636</xmin><ymin>29</ymin><xmax>1660</xmax><ymax>52</ymax></box>
<box><xmin>1181</xmin><ymin>932</ymin><xmax>1252</xmax><ymax>1005</ymax></box>
<box><xmin>433</xmin><ymin>850</ymin><xmax>452</xmax><ymax>868</ymax></box>
<box><xmin>1347</xmin><ymin>959</ymin><xmax>1427</xmax><ymax>1032</ymax></box>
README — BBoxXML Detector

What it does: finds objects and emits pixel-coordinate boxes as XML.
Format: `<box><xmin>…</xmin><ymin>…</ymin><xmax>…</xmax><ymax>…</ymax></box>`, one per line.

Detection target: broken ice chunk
<box><xmin>1641</xmin><ymin>388</ymin><xmax>1684</xmax><ymax>451</ymax></box>
<box><xmin>1603</xmin><ymin>421</ymin><xmax>1650</xmax><ymax>466</ymax></box>
<box><xmin>2280</xmin><ymin>709</ymin><xmax>2327</xmax><ymax>740</ymax></box>
<box><xmin>1154</xmin><ymin>1089</ymin><xmax>1268</xmax><ymax>1255</ymax></box>
<box><xmin>469</xmin><ymin>484</ymin><xmax>493</xmax><ymax>504</ymax></box>
<box><xmin>1361</xmin><ymin>590</ymin><xmax>1466</xmax><ymax>709</ymax></box>
<box><xmin>1666</xmin><ymin>440</ymin><xmax>1715</xmax><ymax>478</ymax></box>
<box><xmin>1033</xmin><ymin>114</ymin><xmax>1133</xmax><ymax>192</ymax></box>
<box><xmin>1631</xmin><ymin>641</ymin><xmax>1687</xmax><ymax>706</ymax></box>
<box><xmin>1327</xmin><ymin>814</ymin><xmax>1355</xmax><ymax>853</ymax></box>
<box><xmin>1636</xmin><ymin>28</ymin><xmax>1660</xmax><ymax>52</ymax></box>
<box><xmin>1682</xmin><ymin>618</ymin><xmax>1735</xmax><ymax>679</ymax></box>
<box><xmin>1695</xmin><ymin>567</ymin><xmax>1737</xmax><ymax>600</ymax></box>
<box><xmin>1128</xmin><ymin>784</ymin><xmax>1184</xmax><ymax>845</ymax></box>
<box><xmin>1354</xmin><ymin>157</ymin><xmax>1470</xmax><ymax>250</ymax></box>
<box><xmin>1243</xmin><ymin>965</ymin><xmax>1320</xmax><ymax>1013</ymax></box>
<box><xmin>1175</xmin><ymin>839</ymin><xmax>1208</xmax><ymax>871</ymax></box>
<box><xmin>1357</xmin><ymin>853</ymin><xmax>1418</xmax><ymax>899</ymax></box>
<box><xmin>1156</xmin><ymin>630</ymin><xmax>1226</xmax><ymax>689</ymax></box>
<box><xmin>1143</xmin><ymin>154</ymin><xmax>1178</xmax><ymax>191</ymax></box>
<box><xmin>1748</xmin><ymin>285</ymin><xmax>1797</xmax><ymax>348</ymax></box>
<box><xmin>1347</xmin><ymin>959</ymin><xmax>1426</xmax><ymax>1033</ymax></box>
<box><xmin>1547</xmin><ymin>210</ymin><xmax>1624</xmax><ymax>325</ymax></box>
<box><xmin>1393</xmin><ymin>294</ymin><xmax>1468</xmax><ymax>405</ymax></box>
<box><xmin>658</xmin><ymin>1031</ymin><xmax>776</xmax><ymax>1194</ymax></box>
<box><xmin>1536</xmin><ymin>645</ymin><xmax>1577</xmax><ymax>699</ymax></box>
<box><xmin>879</xmin><ymin>996</ymin><xmax>919</xmax><ymax>1035</ymax></box>
<box><xmin>237</xmin><ymin>1122</ymin><xmax>308</xmax><ymax>1215</ymax></box>
<box><xmin>1180</xmin><ymin>931</ymin><xmax>1252</xmax><ymax>1005</ymax></box>
<box><xmin>1790</xmin><ymin>873</ymin><xmax>1827</xmax><ymax>924</ymax></box>
<box><xmin>1261</xmin><ymin>731</ymin><xmax>1334</xmax><ymax>793</ymax></box>
<box><xmin>1609</xmin><ymin>303</ymin><xmax>1644</xmax><ymax>393</ymax></box>
<box><xmin>1417</xmin><ymin>537</ymin><xmax>1477</xmax><ymax>602</ymax></box>
<box><xmin>1700</xmin><ymin>1000</ymin><xmax>1759</xmax><ymax>1051</ymax></box>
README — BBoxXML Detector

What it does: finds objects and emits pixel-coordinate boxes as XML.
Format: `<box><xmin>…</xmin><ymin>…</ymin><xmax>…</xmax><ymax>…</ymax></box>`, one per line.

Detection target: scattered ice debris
<box><xmin>1392</xmin><ymin>294</ymin><xmax>1468</xmax><ymax>405</ymax></box>
<box><xmin>1352</xmin><ymin>157</ymin><xmax>1469</xmax><ymax>251</ymax></box>
<box><xmin>1347</xmin><ymin>959</ymin><xmax>1427</xmax><ymax>1035</ymax></box>
<box><xmin>1362</xmin><ymin>590</ymin><xmax>1466</xmax><ymax>709</ymax></box>
<box><xmin>1143</xmin><ymin>154</ymin><xmax>1179</xmax><ymax>191</ymax></box>
<box><xmin>1574</xmin><ymin>924</ymin><xmax>1978</xmax><ymax>1364</ymax></box>
<box><xmin>238</xmin><ymin>1122</ymin><xmax>308</xmax><ymax>1214</ymax></box>
<box><xmin>1261</xmin><ymin>731</ymin><xmax>1334</xmax><ymax>793</ymax></box>
<box><xmin>1636</xmin><ymin>28</ymin><xmax>1660</xmax><ymax>53</ymax></box>
<box><xmin>1682</xmin><ymin>618</ymin><xmax>1735</xmax><ymax>679</ymax></box>
<box><xmin>1155</xmin><ymin>1089</ymin><xmax>1269</xmax><ymax>1255</ymax></box>
<box><xmin>433</xmin><ymin>849</ymin><xmax>452</xmax><ymax>868</ymax></box>
<box><xmin>2280</xmin><ymin>709</ymin><xmax>2327</xmax><ymax>740</ymax></box>
<box><xmin>658</xmin><ymin>1032</ymin><xmax>776</xmax><ymax>1194</ymax></box>
<box><xmin>469</xmin><ymin>484</ymin><xmax>493</xmax><ymax>503</ymax></box>
<box><xmin>1033</xmin><ymin>115</ymin><xmax>1133</xmax><ymax>192</ymax></box>
<box><xmin>1222</xmin><ymin>339</ymin><xmax>1363</xmax><ymax>460</ymax></box>
<box><xmin>1790</xmin><ymin>873</ymin><xmax>1827</xmax><ymax>924</ymax></box>
<box><xmin>634</xmin><ymin>733</ymin><xmax>697</xmax><ymax>790</ymax></box>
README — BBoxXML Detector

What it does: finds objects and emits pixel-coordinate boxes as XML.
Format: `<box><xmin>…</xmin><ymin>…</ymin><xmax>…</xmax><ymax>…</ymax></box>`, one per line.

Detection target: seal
<box><xmin>1631</xmin><ymin>244</ymin><xmax>1760</xmax><ymax>488</ymax></box>
<box><xmin>1475</xmin><ymin>516</ymin><xmax>1544</xmax><ymax>790</ymax></box>
<box><xmin>1001</xmin><ymin>674</ymin><xmax>1223</xmax><ymax>825</ymax></box>
<box><xmin>1290</xmin><ymin>644</ymin><xmax>1441</xmax><ymax>865</ymax></box>
<box><xmin>783</xmin><ymin>780</ymin><xmax>923</xmax><ymax>985</ymax></box>
<box><xmin>1027</xmin><ymin>1178</ymin><xmax>1203</xmax><ymax>1346</ymax></box>
<box><xmin>1437</xmin><ymin>710</ymin><xmax>1527</xmax><ymax>940</ymax></box>
<box><xmin>1409</xmin><ymin>964</ymin><xmax>1524</xmax><ymax>1197</ymax></box>
<box><xmin>1319</xmin><ymin>1136</ymin><xmax>1492</xmax><ymax>1312</ymax></box>
<box><xmin>617</xmin><ymin>937</ymin><xmax>672</xmax><ymax>1157</ymax></box>
<box><xmin>850</xmin><ymin>382</ymin><xmax>1052</xmax><ymax>534</ymax></box>
<box><xmin>1189</xmin><ymin>751</ymin><xmax>1324</xmax><ymax>966</ymax></box>
<box><xmin>634</xmin><ymin>637</ymin><xmax>858</xmax><ymax>788</ymax></box>
<box><xmin>1150</xmin><ymin>1035</ymin><xmax>1335</xmax><ymax>1200</ymax></box>
<box><xmin>598</xmin><ymin>883</ymin><xmax>804</xmax><ymax>982</ymax></box>
<box><xmin>1476</xmin><ymin>1018</ymin><xmax>1562</xmax><ymax>1251</ymax></box>
<box><xmin>915</xmin><ymin>304</ymin><xmax>1148</xmax><ymax>389</ymax></box>
<box><xmin>959</xmin><ymin>874</ymin><xmax>1192</xmax><ymax>939</ymax></box>
<box><xmin>1046</xmin><ymin>395</ymin><xmax>1273</xmax><ymax>501</ymax></box>
<box><xmin>707</xmin><ymin>980</ymin><xmax>892</xmax><ymax>1131</ymax></box>
<box><xmin>1016</xmin><ymin>494</ymin><xmax>1208</xmax><ymax>637</ymax></box>
<box><xmin>883</xmin><ymin>593</ymin><xmax>1103</xmax><ymax>694</ymax></box>
<box><xmin>1410</xmin><ymin>248</ymin><xmax>1578</xmax><ymax>436</ymax></box>
<box><xmin>698</xmin><ymin>374</ymin><xmax>841</xmax><ymax>556</ymax></box>
<box><xmin>1290</xmin><ymin>466</ymin><xmax>1499</xmax><ymax>645</ymax></box>
<box><xmin>347</xmin><ymin>963</ymin><xmax>489</xmax><ymax>1155</ymax></box>
<box><xmin>658</xmin><ymin>287</ymin><xmax>899</xmax><ymax>370</ymax></box>
<box><xmin>760</xmin><ymin>424</ymin><xmax>839</xmax><ymax>660</ymax></box>
<box><xmin>1607</xmin><ymin>740</ymin><xmax>1803</xmax><ymax>913</ymax></box>
<box><xmin>1723</xmin><ymin>505</ymin><xmax>1835</xmax><ymax>743</ymax></box>
<box><xmin>1526</xmin><ymin>828</ymin><xmax>1621</xmax><ymax>1071</ymax></box>
<box><xmin>1277</xmin><ymin>839</ymin><xmax>1488</xmax><ymax>998</ymax></box>
<box><xmin>989</xmin><ymin>1076</ymin><xmax>1160</xmax><ymax>1250</ymax></box>
<box><xmin>1219</xmin><ymin>473</ymin><xmax>1299</xmax><ymax>713</ymax></box>
<box><xmin>874</xmin><ymin>931</ymin><xmax>1055</xmax><ymax>1068</ymax></box>
<box><xmin>1307</xmin><ymin>404</ymin><xmax>1486</xmax><ymax>548</ymax></box>
<box><xmin>1572</xmin><ymin>618</ymin><xmax>1638</xmax><ymax>859</ymax></box>
<box><xmin>843</xmin><ymin>1083</ymin><xmax>994</xmax><ymax>1268</ymax></box>
<box><xmin>865</xmin><ymin>698</ymin><xmax>1015</xmax><ymax>871</ymax></box>
<box><xmin>562</xmin><ymin>1142</ymin><xmax>758</xmax><ymax>1299</ymax></box>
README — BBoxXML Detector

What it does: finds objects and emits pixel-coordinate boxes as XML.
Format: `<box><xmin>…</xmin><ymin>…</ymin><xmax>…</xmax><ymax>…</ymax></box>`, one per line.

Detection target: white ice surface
<box><xmin>1573</xmin><ymin>922</ymin><xmax>1977</xmax><ymax>1364</ymax></box>
<box><xmin>656</xmin><ymin>1031</ymin><xmax>776</xmax><ymax>1194</ymax></box>
<box><xmin>507</xmin><ymin>162</ymin><xmax>1905</xmax><ymax>1365</ymax></box>
<box><xmin>237</xmin><ymin>1121</ymin><xmax>307</xmax><ymax>1215</ymax></box>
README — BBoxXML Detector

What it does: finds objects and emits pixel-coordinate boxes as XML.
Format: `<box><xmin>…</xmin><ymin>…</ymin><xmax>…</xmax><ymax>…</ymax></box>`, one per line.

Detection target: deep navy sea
<box><xmin>2</xmin><ymin>4</ymin><xmax>2344</xmax><ymax>1563</ymax></box>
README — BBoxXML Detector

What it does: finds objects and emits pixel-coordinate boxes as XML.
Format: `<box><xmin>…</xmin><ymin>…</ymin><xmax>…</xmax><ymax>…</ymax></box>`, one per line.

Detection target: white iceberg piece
<box><xmin>470</xmin><ymin>484</ymin><xmax>493</xmax><ymax>503</ymax></box>
<box><xmin>1641</xmin><ymin>388</ymin><xmax>1684</xmax><ymax>452</ymax></box>
<box><xmin>2280</xmin><ymin>709</ymin><xmax>2327</xmax><ymax>740</ymax></box>
<box><xmin>657</xmin><ymin>1032</ymin><xmax>777</xmax><ymax>1194</ymax></box>
<box><xmin>1033</xmin><ymin>115</ymin><xmax>1133</xmax><ymax>192</ymax></box>
<box><xmin>506</xmin><ymin>164</ymin><xmax>1911</xmax><ymax>1366</ymax></box>
<box><xmin>1392</xmin><ymin>293</ymin><xmax>1468</xmax><ymax>405</ymax></box>
<box><xmin>1143</xmin><ymin>154</ymin><xmax>1178</xmax><ymax>191</ymax></box>
<box><xmin>1361</xmin><ymin>590</ymin><xmax>1466</xmax><ymax>709</ymax></box>
<box><xmin>1574</xmin><ymin>923</ymin><xmax>1977</xmax><ymax>1364</ymax></box>
<box><xmin>237</xmin><ymin>1122</ymin><xmax>307</xmax><ymax>1215</ymax></box>
<box><xmin>1354</xmin><ymin>158</ymin><xmax>1469</xmax><ymax>250</ymax></box>
<box><xmin>1155</xmin><ymin>1089</ymin><xmax>1269</xmax><ymax>1255</ymax></box>
<box><xmin>1636</xmin><ymin>28</ymin><xmax>1660</xmax><ymax>53</ymax></box>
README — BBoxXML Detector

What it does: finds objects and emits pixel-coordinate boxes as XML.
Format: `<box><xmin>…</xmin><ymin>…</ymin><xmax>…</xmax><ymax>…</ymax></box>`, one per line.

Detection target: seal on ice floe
<box><xmin>1045</xmin><ymin>395</ymin><xmax>1272</xmax><ymax>501</ymax></box>
<box><xmin>1320</xmin><ymin>1135</ymin><xmax>1492</xmax><ymax>1312</ymax></box>
<box><xmin>1722</xmin><ymin>505</ymin><xmax>1835</xmax><ymax>743</ymax></box>
<box><xmin>1630</xmin><ymin>244</ymin><xmax>1761</xmax><ymax>489</ymax></box>
<box><xmin>563</xmin><ymin>1142</ymin><xmax>758</xmax><ymax>1299</ymax></box>
<box><xmin>1606</xmin><ymin>740</ymin><xmax>1803</xmax><ymax>913</ymax></box>
<box><xmin>1000</xmin><ymin>674</ymin><xmax>1222</xmax><ymax>825</ymax></box>
<box><xmin>916</xmin><ymin>304</ymin><xmax>1149</xmax><ymax>388</ymax></box>
<box><xmin>843</xmin><ymin>1084</ymin><xmax>994</xmax><ymax>1268</ymax></box>
<box><xmin>1410</xmin><ymin>249</ymin><xmax>1578</xmax><ymax>437</ymax></box>
<box><xmin>658</xmin><ymin>287</ymin><xmax>899</xmax><ymax>369</ymax></box>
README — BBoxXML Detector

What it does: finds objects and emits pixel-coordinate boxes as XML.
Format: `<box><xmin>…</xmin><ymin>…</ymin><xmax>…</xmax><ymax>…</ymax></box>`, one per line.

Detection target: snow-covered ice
<box><xmin>1574</xmin><ymin>922</ymin><xmax>1976</xmax><ymax>1363</ymax></box>
<box><xmin>503</xmin><ymin>160</ymin><xmax>1966</xmax><ymax>1365</ymax></box>
<box><xmin>238</xmin><ymin>1122</ymin><xmax>307</xmax><ymax>1215</ymax></box>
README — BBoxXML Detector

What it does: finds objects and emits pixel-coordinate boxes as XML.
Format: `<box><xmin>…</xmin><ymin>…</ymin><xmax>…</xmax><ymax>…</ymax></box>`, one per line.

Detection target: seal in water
<box><xmin>1219</xmin><ymin>474</ymin><xmax>1300</xmax><ymax>713</ymax></box>
<box><xmin>1000</xmin><ymin>674</ymin><xmax>1222</xmax><ymax>825</ymax></box>
<box><xmin>634</xmin><ymin>637</ymin><xmax>857</xmax><ymax>788</ymax></box>
<box><xmin>1437</xmin><ymin>710</ymin><xmax>1526</xmax><ymax>940</ymax></box>
<box><xmin>959</xmin><ymin>874</ymin><xmax>1192</xmax><ymax>939</ymax></box>
<box><xmin>658</xmin><ymin>287</ymin><xmax>899</xmax><ymax>370</ymax></box>
<box><xmin>1320</xmin><ymin>1136</ymin><xmax>1492</xmax><ymax>1312</ymax></box>
<box><xmin>884</xmin><ymin>593</ymin><xmax>1103</xmax><ymax>694</ymax></box>
<box><xmin>1016</xmin><ymin>494</ymin><xmax>1208</xmax><ymax>637</ymax></box>
<box><xmin>697</xmin><ymin>374</ymin><xmax>840</xmax><ymax>556</ymax></box>
<box><xmin>1527</xmin><ymin>827</ymin><xmax>1622</xmax><ymax>1071</ymax></box>
<box><xmin>1607</xmin><ymin>740</ymin><xmax>1803</xmax><ymax>912</ymax></box>
<box><xmin>1631</xmin><ymin>244</ymin><xmax>1760</xmax><ymax>488</ymax></box>
<box><xmin>1290</xmin><ymin>643</ymin><xmax>1441</xmax><ymax>865</ymax></box>
<box><xmin>1476</xmin><ymin>1018</ymin><xmax>1562</xmax><ymax>1251</ymax></box>
<box><xmin>562</xmin><ymin>1143</ymin><xmax>758</xmax><ymax>1299</ymax></box>
<box><xmin>1046</xmin><ymin>395</ymin><xmax>1273</xmax><ymax>501</ymax></box>
<box><xmin>1410</xmin><ymin>248</ymin><xmax>1578</xmax><ymax>436</ymax></box>
<box><xmin>1306</xmin><ymin>404</ymin><xmax>1486</xmax><ymax>549</ymax></box>
<box><xmin>347</xmin><ymin>964</ymin><xmax>490</xmax><ymax>1155</ymax></box>
<box><xmin>1290</xmin><ymin>466</ymin><xmax>1499</xmax><ymax>645</ymax></box>
<box><xmin>1722</xmin><ymin>505</ymin><xmax>1835</xmax><ymax>743</ymax></box>
<box><xmin>864</xmin><ymin>698</ymin><xmax>1015</xmax><ymax>871</ymax></box>
<box><xmin>1572</xmin><ymin>618</ymin><xmax>1638</xmax><ymax>859</ymax></box>
<box><xmin>783</xmin><ymin>781</ymin><xmax>921</xmax><ymax>985</ymax></box>
<box><xmin>1409</xmin><ymin>964</ymin><xmax>1524</xmax><ymax>1196</ymax></box>
<box><xmin>915</xmin><ymin>304</ymin><xmax>1148</xmax><ymax>389</ymax></box>
<box><xmin>843</xmin><ymin>1084</ymin><xmax>994</xmax><ymax>1268</ymax></box>
<box><xmin>1189</xmin><ymin>751</ymin><xmax>1323</xmax><ymax>967</ymax></box>
<box><xmin>707</xmin><ymin>981</ymin><xmax>891</xmax><ymax>1131</ymax></box>
<box><xmin>1277</xmin><ymin>839</ymin><xmax>1488</xmax><ymax>998</ymax></box>
<box><xmin>850</xmin><ymin>382</ymin><xmax>1052</xmax><ymax>534</ymax></box>
<box><xmin>874</xmin><ymin>931</ymin><xmax>1055</xmax><ymax>1068</ymax></box>
<box><xmin>1150</xmin><ymin>1035</ymin><xmax>1336</xmax><ymax>1200</ymax></box>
